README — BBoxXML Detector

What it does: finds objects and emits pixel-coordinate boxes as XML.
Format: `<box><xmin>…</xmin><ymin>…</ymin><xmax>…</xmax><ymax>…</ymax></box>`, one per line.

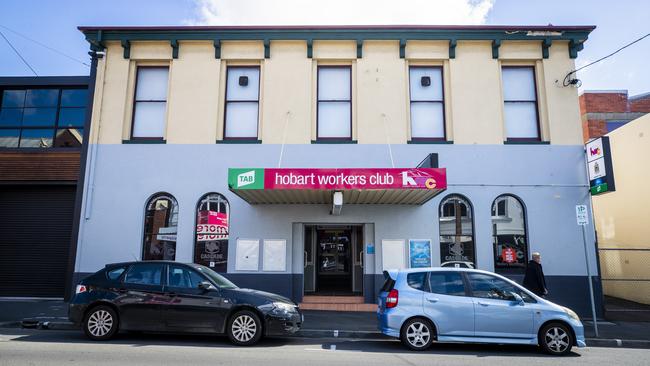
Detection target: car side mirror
<box><xmin>198</xmin><ymin>281</ymin><xmax>216</xmax><ymax>292</ymax></box>
<box><xmin>509</xmin><ymin>292</ymin><xmax>525</xmax><ymax>305</ymax></box>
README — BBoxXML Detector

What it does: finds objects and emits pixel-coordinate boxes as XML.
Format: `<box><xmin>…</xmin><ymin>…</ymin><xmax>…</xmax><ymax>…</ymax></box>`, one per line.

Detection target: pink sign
<box><xmin>263</xmin><ymin>168</ymin><xmax>446</xmax><ymax>190</ymax></box>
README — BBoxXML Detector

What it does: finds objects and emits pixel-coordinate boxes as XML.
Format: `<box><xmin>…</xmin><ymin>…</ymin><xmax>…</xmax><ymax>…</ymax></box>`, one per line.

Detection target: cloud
<box><xmin>189</xmin><ymin>0</ymin><xmax>495</xmax><ymax>26</ymax></box>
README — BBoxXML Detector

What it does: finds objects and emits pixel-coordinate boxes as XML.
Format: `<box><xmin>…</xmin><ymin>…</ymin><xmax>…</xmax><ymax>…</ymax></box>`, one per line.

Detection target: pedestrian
<box><xmin>523</xmin><ymin>252</ymin><xmax>548</xmax><ymax>297</ymax></box>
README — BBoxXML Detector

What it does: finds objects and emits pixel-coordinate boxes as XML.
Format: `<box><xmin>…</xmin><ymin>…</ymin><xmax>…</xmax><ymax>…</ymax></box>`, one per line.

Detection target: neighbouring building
<box><xmin>579</xmin><ymin>90</ymin><xmax>650</xmax><ymax>142</ymax></box>
<box><xmin>592</xmin><ymin>113</ymin><xmax>650</xmax><ymax>305</ymax></box>
<box><xmin>0</xmin><ymin>76</ymin><xmax>90</xmax><ymax>298</ymax></box>
<box><xmin>72</xmin><ymin>24</ymin><xmax>602</xmax><ymax>315</ymax></box>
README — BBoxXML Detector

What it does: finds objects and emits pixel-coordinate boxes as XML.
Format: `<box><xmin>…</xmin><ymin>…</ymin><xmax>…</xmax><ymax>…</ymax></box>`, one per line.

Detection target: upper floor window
<box><xmin>317</xmin><ymin>66</ymin><xmax>351</xmax><ymax>140</ymax></box>
<box><xmin>501</xmin><ymin>66</ymin><xmax>540</xmax><ymax>141</ymax></box>
<box><xmin>224</xmin><ymin>66</ymin><xmax>260</xmax><ymax>139</ymax></box>
<box><xmin>0</xmin><ymin>88</ymin><xmax>87</xmax><ymax>148</ymax></box>
<box><xmin>132</xmin><ymin>67</ymin><xmax>169</xmax><ymax>140</ymax></box>
<box><xmin>409</xmin><ymin>66</ymin><xmax>445</xmax><ymax>140</ymax></box>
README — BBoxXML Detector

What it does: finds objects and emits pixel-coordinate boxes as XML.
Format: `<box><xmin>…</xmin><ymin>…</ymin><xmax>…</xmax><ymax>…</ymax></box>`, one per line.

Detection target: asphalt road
<box><xmin>0</xmin><ymin>328</ymin><xmax>648</xmax><ymax>366</ymax></box>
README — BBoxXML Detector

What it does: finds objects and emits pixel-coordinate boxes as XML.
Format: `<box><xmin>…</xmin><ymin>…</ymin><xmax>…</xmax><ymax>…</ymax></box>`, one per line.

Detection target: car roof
<box><xmin>393</xmin><ymin>267</ymin><xmax>490</xmax><ymax>275</ymax></box>
<box><xmin>105</xmin><ymin>260</ymin><xmax>192</xmax><ymax>268</ymax></box>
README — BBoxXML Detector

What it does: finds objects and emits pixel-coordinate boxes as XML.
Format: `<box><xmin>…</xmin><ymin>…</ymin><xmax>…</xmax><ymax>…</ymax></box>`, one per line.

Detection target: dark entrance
<box><xmin>304</xmin><ymin>225</ymin><xmax>363</xmax><ymax>295</ymax></box>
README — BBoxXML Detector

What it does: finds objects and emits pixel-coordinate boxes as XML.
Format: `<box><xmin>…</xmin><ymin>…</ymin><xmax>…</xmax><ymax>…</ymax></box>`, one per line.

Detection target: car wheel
<box><xmin>540</xmin><ymin>322</ymin><xmax>574</xmax><ymax>355</ymax></box>
<box><xmin>83</xmin><ymin>305</ymin><xmax>118</xmax><ymax>341</ymax></box>
<box><xmin>401</xmin><ymin>318</ymin><xmax>434</xmax><ymax>351</ymax></box>
<box><xmin>227</xmin><ymin>310</ymin><xmax>262</xmax><ymax>346</ymax></box>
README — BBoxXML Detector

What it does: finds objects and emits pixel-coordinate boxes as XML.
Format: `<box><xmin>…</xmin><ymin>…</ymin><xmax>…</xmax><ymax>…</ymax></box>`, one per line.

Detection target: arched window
<box><xmin>492</xmin><ymin>195</ymin><xmax>528</xmax><ymax>273</ymax></box>
<box><xmin>142</xmin><ymin>193</ymin><xmax>178</xmax><ymax>261</ymax></box>
<box><xmin>439</xmin><ymin>194</ymin><xmax>475</xmax><ymax>265</ymax></box>
<box><xmin>194</xmin><ymin>193</ymin><xmax>230</xmax><ymax>272</ymax></box>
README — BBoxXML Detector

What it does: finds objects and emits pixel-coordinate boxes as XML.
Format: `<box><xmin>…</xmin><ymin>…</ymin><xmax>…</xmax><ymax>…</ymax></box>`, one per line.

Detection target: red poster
<box><xmin>197</xmin><ymin>211</ymin><xmax>228</xmax><ymax>241</ymax></box>
<box><xmin>501</xmin><ymin>248</ymin><xmax>516</xmax><ymax>263</ymax></box>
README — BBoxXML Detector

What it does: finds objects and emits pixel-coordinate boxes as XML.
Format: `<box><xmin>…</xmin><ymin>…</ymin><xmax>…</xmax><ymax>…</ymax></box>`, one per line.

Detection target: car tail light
<box><xmin>75</xmin><ymin>285</ymin><xmax>87</xmax><ymax>294</ymax></box>
<box><xmin>386</xmin><ymin>289</ymin><xmax>399</xmax><ymax>308</ymax></box>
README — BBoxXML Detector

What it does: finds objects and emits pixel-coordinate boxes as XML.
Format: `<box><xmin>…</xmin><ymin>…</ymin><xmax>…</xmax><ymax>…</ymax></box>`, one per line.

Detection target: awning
<box><xmin>228</xmin><ymin>168</ymin><xmax>447</xmax><ymax>205</ymax></box>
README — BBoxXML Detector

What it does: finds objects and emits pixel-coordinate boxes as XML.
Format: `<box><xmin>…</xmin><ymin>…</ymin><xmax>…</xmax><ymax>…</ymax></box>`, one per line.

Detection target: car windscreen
<box><xmin>194</xmin><ymin>265</ymin><xmax>238</xmax><ymax>289</ymax></box>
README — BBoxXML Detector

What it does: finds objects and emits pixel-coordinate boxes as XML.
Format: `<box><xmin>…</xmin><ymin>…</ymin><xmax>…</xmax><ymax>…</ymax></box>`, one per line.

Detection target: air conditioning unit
<box><xmin>331</xmin><ymin>191</ymin><xmax>343</xmax><ymax>215</ymax></box>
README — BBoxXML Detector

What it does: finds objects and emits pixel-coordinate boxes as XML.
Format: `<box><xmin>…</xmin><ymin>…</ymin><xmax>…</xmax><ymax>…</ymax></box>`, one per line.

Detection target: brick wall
<box><xmin>579</xmin><ymin>92</ymin><xmax>628</xmax><ymax>114</ymax></box>
<box><xmin>630</xmin><ymin>94</ymin><xmax>650</xmax><ymax>113</ymax></box>
<box><xmin>580</xmin><ymin>91</ymin><xmax>650</xmax><ymax>141</ymax></box>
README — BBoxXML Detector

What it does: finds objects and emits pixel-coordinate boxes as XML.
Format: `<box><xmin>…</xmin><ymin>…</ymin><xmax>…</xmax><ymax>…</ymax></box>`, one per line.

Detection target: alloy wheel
<box><xmin>544</xmin><ymin>326</ymin><xmax>570</xmax><ymax>353</ymax></box>
<box><xmin>87</xmin><ymin>309</ymin><xmax>114</xmax><ymax>337</ymax></box>
<box><xmin>406</xmin><ymin>321</ymin><xmax>431</xmax><ymax>348</ymax></box>
<box><xmin>231</xmin><ymin>314</ymin><xmax>257</xmax><ymax>343</ymax></box>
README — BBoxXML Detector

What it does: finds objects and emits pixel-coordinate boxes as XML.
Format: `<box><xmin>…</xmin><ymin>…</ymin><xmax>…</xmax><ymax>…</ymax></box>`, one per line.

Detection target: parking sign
<box><xmin>575</xmin><ymin>205</ymin><xmax>588</xmax><ymax>226</ymax></box>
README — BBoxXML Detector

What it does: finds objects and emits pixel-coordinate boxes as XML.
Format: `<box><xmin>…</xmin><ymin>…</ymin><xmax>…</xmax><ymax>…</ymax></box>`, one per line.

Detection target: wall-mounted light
<box><xmin>239</xmin><ymin>76</ymin><xmax>249</xmax><ymax>86</ymax></box>
<box><xmin>421</xmin><ymin>76</ymin><xmax>431</xmax><ymax>87</ymax></box>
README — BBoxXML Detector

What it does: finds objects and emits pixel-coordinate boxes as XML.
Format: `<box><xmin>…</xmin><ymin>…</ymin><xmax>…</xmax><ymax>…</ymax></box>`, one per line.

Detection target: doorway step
<box><xmin>299</xmin><ymin>296</ymin><xmax>376</xmax><ymax>312</ymax></box>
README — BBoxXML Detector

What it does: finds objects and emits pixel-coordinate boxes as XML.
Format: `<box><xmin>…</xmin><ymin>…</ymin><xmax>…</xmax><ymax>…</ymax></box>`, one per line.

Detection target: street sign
<box><xmin>576</xmin><ymin>205</ymin><xmax>589</xmax><ymax>226</ymax></box>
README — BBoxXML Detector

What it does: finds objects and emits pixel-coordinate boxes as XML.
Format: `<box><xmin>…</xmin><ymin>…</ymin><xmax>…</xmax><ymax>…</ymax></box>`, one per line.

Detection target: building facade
<box><xmin>72</xmin><ymin>25</ymin><xmax>602</xmax><ymax>315</ymax></box>
<box><xmin>0</xmin><ymin>76</ymin><xmax>89</xmax><ymax>298</ymax></box>
<box><xmin>580</xmin><ymin>90</ymin><xmax>650</xmax><ymax>142</ymax></box>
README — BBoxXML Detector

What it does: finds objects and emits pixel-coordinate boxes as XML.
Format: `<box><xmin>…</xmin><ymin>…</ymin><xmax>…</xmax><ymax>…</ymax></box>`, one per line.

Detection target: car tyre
<box><xmin>539</xmin><ymin>322</ymin><xmax>574</xmax><ymax>356</ymax></box>
<box><xmin>83</xmin><ymin>305</ymin><xmax>119</xmax><ymax>341</ymax></box>
<box><xmin>227</xmin><ymin>310</ymin><xmax>262</xmax><ymax>346</ymax></box>
<box><xmin>401</xmin><ymin>317</ymin><xmax>434</xmax><ymax>351</ymax></box>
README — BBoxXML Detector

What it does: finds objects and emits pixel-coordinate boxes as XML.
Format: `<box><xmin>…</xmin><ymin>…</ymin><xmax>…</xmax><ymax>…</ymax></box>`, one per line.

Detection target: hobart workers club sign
<box><xmin>228</xmin><ymin>168</ymin><xmax>447</xmax><ymax>191</ymax></box>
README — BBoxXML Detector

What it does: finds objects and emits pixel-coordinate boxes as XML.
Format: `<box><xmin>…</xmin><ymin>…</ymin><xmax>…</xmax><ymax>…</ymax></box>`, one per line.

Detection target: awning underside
<box><xmin>231</xmin><ymin>189</ymin><xmax>445</xmax><ymax>205</ymax></box>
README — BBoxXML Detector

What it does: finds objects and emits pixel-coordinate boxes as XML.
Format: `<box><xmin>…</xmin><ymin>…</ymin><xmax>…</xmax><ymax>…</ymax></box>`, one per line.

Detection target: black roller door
<box><xmin>0</xmin><ymin>185</ymin><xmax>75</xmax><ymax>297</ymax></box>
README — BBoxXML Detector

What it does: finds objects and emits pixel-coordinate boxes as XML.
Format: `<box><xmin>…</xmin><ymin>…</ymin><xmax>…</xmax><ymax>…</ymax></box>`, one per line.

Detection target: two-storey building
<box><xmin>72</xmin><ymin>25</ymin><xmax>601</xmax><ymax>315</ymax></box>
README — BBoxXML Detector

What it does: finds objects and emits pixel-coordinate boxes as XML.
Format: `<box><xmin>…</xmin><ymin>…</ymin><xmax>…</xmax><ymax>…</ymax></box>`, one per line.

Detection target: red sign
<box><xmin>263</xmin><ymin>168</ymin><xmax>446</xmax><ymax>190</ymax></box>
<box><xmin>501</xmin><ymin>248</ymin><xmax>517</xmax><ymax>263</ymax></box>
<box><xmin>197</xmin><ymin>211</ymin><xmax>228</xmax><ymax>241</ymax></box>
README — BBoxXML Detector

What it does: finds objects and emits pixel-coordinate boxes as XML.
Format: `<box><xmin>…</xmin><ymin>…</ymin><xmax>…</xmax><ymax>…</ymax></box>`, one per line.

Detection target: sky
<box><xmin>0</xmin><ymin>0</ymin><xmax>648</xmax><ymax>95</ymax></box>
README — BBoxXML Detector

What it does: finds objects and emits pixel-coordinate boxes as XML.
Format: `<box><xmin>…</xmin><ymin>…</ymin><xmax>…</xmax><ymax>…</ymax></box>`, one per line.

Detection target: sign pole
<box><xmin>581</xmin><ymin>222</ymin><xmax>599</xmax><ymax>337</ymax></box>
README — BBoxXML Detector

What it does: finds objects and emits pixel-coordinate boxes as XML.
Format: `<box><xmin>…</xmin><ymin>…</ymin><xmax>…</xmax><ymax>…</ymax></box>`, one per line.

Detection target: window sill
<box><xmin>122</xmin><ymin>139</ymin><xmax>166</xmax><ymax>144</ymax></box>
<box><xmin>408</xmin><ymin>139</ymin><xmax>453</xmax><ymax>144</ymax></box>
<box><xmin>216</xmin><ymin>139</ymin><xmax>262</xmax><ymax>144</ymax></box>
<box><xmin>504</xmin><ymin>140</ymin><xmax>550</xmax><ymax>145</ymax></box>
<box><xmin>311</xmin><ymin>139</ymin><xmax>358</xmax><ymax>144</ymax></box>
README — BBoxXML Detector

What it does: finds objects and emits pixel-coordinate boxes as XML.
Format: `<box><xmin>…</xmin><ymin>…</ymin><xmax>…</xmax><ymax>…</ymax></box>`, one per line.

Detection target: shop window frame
<box><xmin>438</xmin><ymin>194</ymin><xmax>476</xmax><ymax>266</ymax></box>
<box><xmin>491</xmin><ymin>194</ymin><xmax>529</xmax><ymax>274</ymax></box>
<box><xmin>141</xmin><ymin>192</ymin><xmax>179</xmax><ymax>261</ymax></box>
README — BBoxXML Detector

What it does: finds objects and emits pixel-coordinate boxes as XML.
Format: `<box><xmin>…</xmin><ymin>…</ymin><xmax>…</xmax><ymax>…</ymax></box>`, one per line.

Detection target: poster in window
<box><xmin>409</xmin><ymin>239</ymin><xmax>432</xmax><ymax>268</ymax></box>
<box><xmin>194</xmin><ymin>210</ymin><xmax>229</xmax><ymax>272</ymax></box>
<box><xmin>439</xmin><ymin>235</ymin><xmax>475</xmax><ymax>264</ymax></box>
<box><xmin>493</xmin><ymin>234</ymin><xmax>527</xmax><ymax>270</ymax></box>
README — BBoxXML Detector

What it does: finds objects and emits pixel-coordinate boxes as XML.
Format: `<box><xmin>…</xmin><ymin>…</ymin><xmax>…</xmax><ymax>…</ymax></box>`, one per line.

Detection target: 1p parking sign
<box><xmin>575</xmin><ymin>205</ymin><xmax>589</xmax><ymax>226</ymax></box>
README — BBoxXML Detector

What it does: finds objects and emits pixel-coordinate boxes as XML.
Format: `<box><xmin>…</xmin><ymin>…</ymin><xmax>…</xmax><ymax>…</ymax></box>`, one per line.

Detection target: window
<box><xmin>501</xmin><ymin>67</ymin><xmax>540</xmax><ymax>141</ymax></box>
<box><xmin>467</xmin><ymin>272</ymin><xmax>534</xmax><ymax>303</ymax></box>
<box><xmin>492</xmin><ymin>195</ymin><xmax>528</xmax><ymax>273</ymax></box>
<box><xmin>132</xmin><ymin>67</ymin><xmax>169</xmax><ymax>139</ymax></box>
<box><xmin>0</xmin><ymin>87</ymin><xmax>87</xmax><ymax>148</ymax></box>
<box><xmin>409</xmin><ymin>66</ymin><xmax>445</xmax><ymax>140</ymax></box>
<box><xmin>124</xmin><ymin>263</ymin><xmax>163</xmax><ymax>286</ymax></box>
<box><xmin>428</xmin><ymin>271</ymin><xmax>466</xmax><ymax>296</ymax></box>
<box><xmin>224</xmin><ymin>66</ymin><xmax>260</xmax><ymax>139</ymax></box>
<box><xmin>142</xmin><ymin>193</ymin><xmax>178</xmax><ymax>261</ymax></box>
<box><xmin>439</xmin><ymin>195</ymin><xmax>475</xmax><ymax>265</ymax></box>
<box><xmin>168</xmin><ymin>265</ymin><xmax>207</xmax><ymax>289</ymax></box>
<box><xmin>106</xmin><ymin>267</ymin><xmax>126</xmax><ymax>281</ymax></box>
<box><xmin>407</xmin><ymin>272</ymin><xmax>428</xmax><ymax>291</ymax></box>
<box><xmin>607</xmin><ymin>121</ymin><xmax>627</xmax><ymax>133</ymax></box>
<box><xmin>317</xmin><ymin>66</ymin><xmax>351</xmax><ymax>140</ymax></box>
<box><xmin>195</xmin><ymin>265</ymin><xmax>238</xmax><ymax>289</ymax></box>
<box><xmin>194</xmin><ymin>193</ymin><xmax>229</xmax><ymax>272</ymax></box>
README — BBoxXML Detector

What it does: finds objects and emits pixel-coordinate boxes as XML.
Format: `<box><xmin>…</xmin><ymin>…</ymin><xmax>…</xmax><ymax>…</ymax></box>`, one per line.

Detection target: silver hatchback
<box><xmin>377</xmin><ymin>268</ymin><xmax>585</xmax><ymax>355</ymax></box>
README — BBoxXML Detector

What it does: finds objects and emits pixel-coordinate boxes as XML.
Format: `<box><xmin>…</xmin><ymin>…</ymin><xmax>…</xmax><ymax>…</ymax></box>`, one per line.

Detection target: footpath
<box><xmin>1</xmin><ymin>298</ymin><xmax>649</xmax><ymax>349</ymax></box>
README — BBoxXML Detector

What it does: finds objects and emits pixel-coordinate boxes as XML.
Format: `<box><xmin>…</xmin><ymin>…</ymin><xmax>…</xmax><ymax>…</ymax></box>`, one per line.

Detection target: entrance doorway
<box><xmin>304</xmin><ymin>225</ymin><xmax>363</xmax><ymax>295</ymax></box>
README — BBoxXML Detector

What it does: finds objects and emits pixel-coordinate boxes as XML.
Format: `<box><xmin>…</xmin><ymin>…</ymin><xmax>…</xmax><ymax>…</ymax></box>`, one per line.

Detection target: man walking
<box><xmin>523</xmin><ymin>252</ymin><xmax>548</xmax><ymax>297</ymax></box>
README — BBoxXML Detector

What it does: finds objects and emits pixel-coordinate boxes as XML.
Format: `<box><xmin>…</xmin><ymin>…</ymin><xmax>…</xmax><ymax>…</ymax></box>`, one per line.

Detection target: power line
<box><xmin>0</xmin><ymin>30</ymin><xmax>38</xmax><ymax>76</ymax></box>
<box><xmin>0</xmin><ymin>24</ymin><xmax>90</xmax><ymax>67</ymax></box>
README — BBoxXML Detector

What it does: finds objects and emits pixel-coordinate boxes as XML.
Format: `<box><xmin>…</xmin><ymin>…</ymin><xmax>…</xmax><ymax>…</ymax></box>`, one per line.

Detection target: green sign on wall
<box><xmin>228</xmin><ymin>168</ymin><xmax>265</xmax><ymax>190</ymax></box>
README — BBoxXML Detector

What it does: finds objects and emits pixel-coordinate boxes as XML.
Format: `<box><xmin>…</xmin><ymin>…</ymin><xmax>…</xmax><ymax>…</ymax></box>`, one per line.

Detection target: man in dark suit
<box><xmin>523</xmin><ymin>252</ymin><xmax>548</xmax><ymax>297</ymax></box>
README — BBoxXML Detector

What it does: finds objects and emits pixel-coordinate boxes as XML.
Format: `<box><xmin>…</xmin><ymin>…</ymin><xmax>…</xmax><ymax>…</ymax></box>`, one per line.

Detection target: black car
<box><xmin>69</xmin><ymin>261</ymin><xmax>302</xmax><ymax>346</ymax></box>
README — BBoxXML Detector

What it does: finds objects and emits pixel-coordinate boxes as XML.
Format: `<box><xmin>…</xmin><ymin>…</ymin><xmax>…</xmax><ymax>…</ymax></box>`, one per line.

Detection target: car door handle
<box><xmin>426</xmin><ymin>298</ymin><xmax>439</xmax><ymax>303</ymax></box>
<box><xmin>478</xmin><ymin>301</ymin><xmax>489</xmax><ymax>306</ymax></box>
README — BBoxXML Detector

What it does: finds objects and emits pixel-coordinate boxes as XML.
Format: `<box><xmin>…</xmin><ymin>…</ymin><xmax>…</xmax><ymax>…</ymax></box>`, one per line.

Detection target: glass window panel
<box><xmin>317</xmin><ymin>101</ymin><xmax>351</xmax><ymax>138</ymax></box>
<box><xmin>58</xmin><ymin>108</ymin><xmax>86</xmax><ymax>127</ymax></box>
<box><xmin>0</xmin><ymin>129</ymin><xmax>19</xmax><ymax>147</ymax></box>
<box><xmin>0</xmin><ymin>108</ymin><xmax>23</xmax><ymax>127</ymax></box>
<box><xmin>439</xmin><ymin>195</ymin><xmax>475</xmax><ymax>265</ymax></box>
<box><xmin>407</xmin><ymin>272</ymin><xmax>427</xmax><ymax>291</ymax></box>
<box><xmin>493</xmin><ymin>195</ymin><xmax>528</xmax><ymax>272</ymax></box>
<box><xmin>467</xmin><ymin>273</ymin><xmax>534</xmax><ymax>302</ymax></box>
<box><xmin>54</xmin><ymin>128</ymin><xmax>83</xmax><ymax>148</ymax></box>
<box><xmin>410</xmin><ymin>67</ymin><xmax>443</xmax><ymax>101</ymax></box>
<box><xmin>135</xmin><ymin>68</ymin><xmax>169</xmax><ymax>101</ymax></box>
<box><xmin>19</xmin><ymin>129</ymin><xmax>54</xmax><ymax>148</ymax></box>
<box><xmin>124</xmin><ymin>263</ymin><xmax>163</xmax><ymax>285</ymax></box>
<box><xmin>60</xmin><ymin>89</ymin><xmax>88</xmax><ymax>107</ymax></box>
<box><xmin>410</xmin><ymin>102</ymin><xmax>444</xmax><ymax>138</ymax></box>
<box><xmin>502</xmin><ymin>68</ymin><xmax>536</xmax><ymax>101</ymax></box>
<box><xmin>25</xmin><ymin>89</ymin><xmax>59</xmax><ymax>107</ymax></box>
<box><xmin>226</xmin><ymin>67</ymin><xmax>260</xmax><ymax>101</ymax></box>
<box><xmin>132</xmin><ymin>102</ymin><xmax>166</xmax><ymax>138</ymax></box>
<box><xmin>22</xmin><ymin>108</ymin><xmax>57</xmax><ymax>127</ymax></box>
<box><xmin>224</xmin><ymin>102</ymin><xmax>259</xmax><ymax>138</ymax></box>
<box><xmin>2</xmin><ymin>90</ymin><xmax>26</xmax><ymax>107</ymax></box>
<box><xmin>428</xmin><ymin>272</ymin><xmax>466</xmax><ymax>296</ymax></box>
<box><xmin>318</xmin><ymin>67</ymin><xmax>351</xmax><ymax>101</ymax></box>
<box><xmin>504</xmin><ymin>102</ymin><xmax>539</xmax><ymax>138</ymax></box>
<box><xmin>143</xmin><ymin>195</ymin><xmax>178</xmax><ymax>261</ymax></box>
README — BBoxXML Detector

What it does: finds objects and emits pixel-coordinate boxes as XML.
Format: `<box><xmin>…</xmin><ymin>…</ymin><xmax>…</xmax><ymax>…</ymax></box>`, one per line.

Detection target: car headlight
<box><xmin>259</xmin><ymin>302</ymin><xmax>297</xmax><ymax>316</ymax></box>
<box><xmin>562</xmin><ymin>307</ymin><xmax>580</xmax><ymax>321</ymax></box>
